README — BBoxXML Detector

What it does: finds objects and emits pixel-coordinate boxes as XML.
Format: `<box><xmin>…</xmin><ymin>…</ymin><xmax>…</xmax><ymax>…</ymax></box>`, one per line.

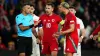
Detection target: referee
<box><xmin>15</xmin><ymin>3</ymin><xmax>36</xmax><ymax>56</ymax></box>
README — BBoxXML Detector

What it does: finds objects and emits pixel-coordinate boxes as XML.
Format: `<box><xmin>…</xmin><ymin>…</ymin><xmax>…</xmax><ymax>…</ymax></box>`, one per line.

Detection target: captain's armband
<box><xmin>60</xmin><ymin>20</ymin><xmax>65</xmax><ymax>25</ymax></box>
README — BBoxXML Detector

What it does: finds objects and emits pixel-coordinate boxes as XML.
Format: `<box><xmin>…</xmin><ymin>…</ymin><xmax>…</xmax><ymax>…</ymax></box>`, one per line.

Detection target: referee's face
<box><xmin>23</xmin><ymin>5</ymin><xmax>31</xmax><ymax>14</ymax></box>
<box><xmin>45</xmin><ymin>5</ymin><xmax>53</xmax><ymax>15</ymax></box>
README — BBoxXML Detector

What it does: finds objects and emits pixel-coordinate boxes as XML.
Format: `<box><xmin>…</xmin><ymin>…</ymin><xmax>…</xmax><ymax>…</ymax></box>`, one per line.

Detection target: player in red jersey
<box><xmin>39</xmin><ymin>3</ymin><xmax>64</xmax><ymax>56</ymax></box>
<box><xmin>57</xmin><ymin>2</ymin><xmax>79</xmax><ymax>56</ymax></box>
<box><xmin>90</xmin><ymin>24</ymin><xmax>100</xmax><ymax>40</ymax></box>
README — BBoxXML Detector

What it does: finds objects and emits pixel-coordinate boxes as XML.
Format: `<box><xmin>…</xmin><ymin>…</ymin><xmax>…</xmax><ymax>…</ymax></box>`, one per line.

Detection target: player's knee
<box><xmin>66</xmin><ymin>52</ymin><xmax>73</xmax><ymax>56</ymax></box>
<box><xmin>51</xmin><ymin>51</ymin><xmax>57</xmax><ymax>56</ymax></box>
<box><xmin>19</xmin><ymin>53</ymin><xmax>25</xmax><ymax>56</ymax></box>
<box><xmin>46</xmin><ymin>54</ymin><xmax>51</xmax><ymax>56</ymax></box>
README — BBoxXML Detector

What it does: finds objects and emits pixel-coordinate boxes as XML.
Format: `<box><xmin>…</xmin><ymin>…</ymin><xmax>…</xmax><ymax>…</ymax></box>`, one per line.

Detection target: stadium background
<box><xmin>0</xmin><ymin>0</ymin><xmax>100</xmax><ymax>56</ymax></box>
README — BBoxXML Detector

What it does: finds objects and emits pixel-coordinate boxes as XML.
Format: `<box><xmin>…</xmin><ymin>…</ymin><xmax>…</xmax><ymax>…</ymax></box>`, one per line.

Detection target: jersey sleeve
<box><xmin>34</xmin><ymin>15</ymin><xmax>39</xmax><ymax>21</ymax></box>
<box><xmin>69</xmin><ymin>16</ymin><xmax>75</xmax><ymax>24</ymax></box>
<box><xmin>38</xmin><ymin>15</ymin><xmax>43</xmax><ymax>27</ymax></box>
<box><xmin>92</xmin><ymin>25</ymin><xmax>100</xmax><ymax>36</ymax></box>
<box><xmin>39</xmin><ymin>15</ymin><xmax>42</xmax><ymax>22</ymax></box>
<box><xmin>57</xmin><ymin>15</ymin><xmax>62</xmax><ymax>24</ymax></box>
<box><xmin>80</xmin><ymin>19</ymin><xmax>84</xmax><ymax>29</ymax></box>
<box><xmin>15</xmin><ymin>15</ymin><xmax>23</xmax><ymax>26</ymax></box>
<box><xmin>57</xmin><ymin>15</ymin><xmax>62</xmax><ymax>25</ymax></box>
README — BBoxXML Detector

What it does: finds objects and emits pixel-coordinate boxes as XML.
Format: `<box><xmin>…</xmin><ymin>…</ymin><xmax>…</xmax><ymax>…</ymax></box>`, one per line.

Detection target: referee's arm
<box><xmin>18</xmin><ymin>20</ymin><xmax>41</xmax><ymax>31</ymax></box>
<box><xmin>18</xmin><ymin>23</ymin><xmax>34</xmax><ymax>31</ymax></box>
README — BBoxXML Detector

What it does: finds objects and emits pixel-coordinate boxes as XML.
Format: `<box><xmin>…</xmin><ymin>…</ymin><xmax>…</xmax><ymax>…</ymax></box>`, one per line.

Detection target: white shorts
<box><xmin>73</xmin><ymin>43</ymin><xmax>81</xmax><ymax>56</ymax></box>
<box><xmin>31</xmin><ymin>34</ymin><xmax>40</xmax><ymax>56</ymax></box>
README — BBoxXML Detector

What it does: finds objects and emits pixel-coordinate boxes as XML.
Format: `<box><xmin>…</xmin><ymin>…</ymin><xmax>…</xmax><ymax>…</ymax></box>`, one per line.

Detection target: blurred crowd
<box><xmin>0</xmin><ymin>0</ymin><xmax>100</xmax><ymax>51</ymax></box>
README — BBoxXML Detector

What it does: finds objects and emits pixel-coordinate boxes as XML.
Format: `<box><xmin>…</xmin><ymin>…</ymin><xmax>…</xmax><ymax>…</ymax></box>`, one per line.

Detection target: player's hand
<box><xmin>79</xmin><ymin>37</ymin><xmax>83</xmax><ymax>43</ymax></box>
<box><xmin>79</xmin><ymin>36</ymin><xmax>84</xmax><ymax>43</ymax></box>
<box><xmin>36</xmin><ymin>38</ymin><xmax>41</xmax><ymax>44</ymax></box>
<box><xmin>34</xmin><ymin>20</ymin><xmax>41</xmax><ymax>26</ymax></box>
<box><xmin>59</xmin><ymin>31</ymin><xmax>65</xmax><ymax>35</ymax></box>
<box><xmin>93</xmin><ymin>35</ymin><xmax>98</xmax><ymax>40</ymax></box>
<box><xmin>90</xmin><ymin>35</ymin><xmax>93</xmax><ymax>39</ymax></box>
<box><xmin>52</xmin><ymin>32</ymin><xmax>60</xmax><ymax>38</ymax></box>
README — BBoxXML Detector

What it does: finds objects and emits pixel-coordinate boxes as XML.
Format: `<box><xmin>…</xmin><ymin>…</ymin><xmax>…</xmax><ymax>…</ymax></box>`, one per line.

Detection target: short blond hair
<box><xmin>60</xmin><ymin>2</ymin><xmax>70</xmax><ymax>9</ymax></box>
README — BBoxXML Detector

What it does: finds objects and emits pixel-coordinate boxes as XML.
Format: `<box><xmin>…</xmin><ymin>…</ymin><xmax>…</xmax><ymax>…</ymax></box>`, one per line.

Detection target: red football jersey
<box><xmin>39</xmin><ymin>13</ymin><xmax>62</xmax><ymax>42</ymax></box>
<box><xmin>62</xmin><ymin>12</ymin><xmax>78</xmax><ymax>40</ymax></box>
<box><xmin>92</xmin><ymin>24</ymin><xmax>100</xmax><ymax>36</ymax></box>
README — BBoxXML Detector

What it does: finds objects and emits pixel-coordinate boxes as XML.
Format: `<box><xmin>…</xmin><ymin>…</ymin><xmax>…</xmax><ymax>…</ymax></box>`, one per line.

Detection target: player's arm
<box><xmin>90</xmin><ymin>25</ymin><xmax>100</xmax><ymax>38</ymax></box>
<box><xmin>61</xmin><ymin>23</ymin><xmax>75</xmax><ymax>35</ymax></box>
<box><xmin>59</xmin><ymin>20</ymin><xmax>65</xmax><ymax>25</ymax></box>
<box><xmin>79</xmin><ymin>28</ymin><xmax>86</xmax><ymax>43</ymax></box>
<box><xmin>80</xmin><ymin>19</ymin><xmax>86</xmax><ymax>39</ymax></box>
<box><xmin>38</xmin><ymin>27</ymin><xmax>43</xmax><ymax>37</ymax></box>
<box><xmin>92</xmin><ymin>25</ymin><xmax>100</xmax><ymax>36</ymax></box>
<box><xmin>80</xmin><ymin>29</ymin><xmax>86</xmax><ymax>39</ymax></box>
<box><xmin>32</xmin><ymin>27</ymin><xmax>38</xmax><ymax>37</ymax></box>
<box><xmin>60</xmin><ymin>16</ymin><xmax>75</xmax><ymax>35</ymax></box>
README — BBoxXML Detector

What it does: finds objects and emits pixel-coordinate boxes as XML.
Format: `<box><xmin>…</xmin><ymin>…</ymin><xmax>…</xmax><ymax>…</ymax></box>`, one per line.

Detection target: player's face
<box><xmin>24</xmin><ymin>5</ymin><xmax>31</xmax><ymax>14</ymax></box>
<box><xmin>45</xmin><ymin>5</ymin><xmax>53</xmax><ymax>15</ymax></box>
<box><xmin>30</xmin><ymin>6</ymin><xmax>35</xmax><ymax>14</ymax></box>
<box><xmin>58</xmin><ymin>5</ymin><xmax>64</xmax><ymax>13</ymax></box>
<box><xmin>69</xmin><ymin>8</ymin><xmax>75</xmax><ymax>14</ymax></box>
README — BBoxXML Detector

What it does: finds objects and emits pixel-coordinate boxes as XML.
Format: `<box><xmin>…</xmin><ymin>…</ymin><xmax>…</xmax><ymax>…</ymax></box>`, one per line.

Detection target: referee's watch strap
<box><xmin>29</xmin><ymin>24</ymin><xmax>34</xmax><ymax>28</ymax></box>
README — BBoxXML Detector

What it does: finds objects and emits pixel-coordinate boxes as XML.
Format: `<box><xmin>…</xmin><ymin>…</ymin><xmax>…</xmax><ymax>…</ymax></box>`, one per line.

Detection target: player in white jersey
<box><xmin>69</xmin><ymin>6</ymin><xmax>86</xmax><ymax>56</ymax></box>
<box><xmin>30</xmin><ymin>5</ymin><xmax>43</xmax><ymax>56</ymax></box>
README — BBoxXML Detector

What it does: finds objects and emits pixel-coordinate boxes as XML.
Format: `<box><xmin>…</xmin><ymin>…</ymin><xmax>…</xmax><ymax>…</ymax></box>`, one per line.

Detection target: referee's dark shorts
<box><xmin>17</xmin><ymin>36</ymin><xmax>32</xmax><ymax>56</ymax></box>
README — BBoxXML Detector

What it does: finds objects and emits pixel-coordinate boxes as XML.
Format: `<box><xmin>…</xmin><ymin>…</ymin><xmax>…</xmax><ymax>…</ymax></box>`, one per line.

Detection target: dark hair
<box><xmin>46</xmin><ymin>3</ymin><xmax>55</xmax><ymax>8</ymax></box>
<box><xmin>69</xmin><ymin>6</ymin><xmax>75</xmax><ymax>9</ymax></box>
<box><xmin>21</xmin><ymin>2</ymin><xmax>31</xmax><ymax>8</ymax></box>
<box><xmin>30</xmin><ymin>4</ymin><xmax>35</xmax><ymax>8</ymax></box>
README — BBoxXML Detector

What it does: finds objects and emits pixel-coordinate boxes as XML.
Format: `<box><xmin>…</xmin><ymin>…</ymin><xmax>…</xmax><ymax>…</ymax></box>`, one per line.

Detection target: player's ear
<box><xmin>74</xmin><ymin>10</ymin><xmax>76</xmax><ymax>14</ymax></box>
<box><xmin>52</xmin><ymin>7</ymin><xmax>54</xmax><ymax>11</ymax></box>
<box><xmin>22</xmin><ymin>7</ymin><xmax>25</xmax><ymax>12</ymax></box>
<box><xmin>33</xmin><ymin>8</ymin><xmax>35</xmax><ymax>12</ymax></box>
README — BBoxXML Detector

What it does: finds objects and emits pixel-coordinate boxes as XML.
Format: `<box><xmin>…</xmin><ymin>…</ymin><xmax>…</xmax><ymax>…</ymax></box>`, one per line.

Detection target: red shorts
<box><xmin>64</xmin><ymin>36</ymin><xmax>78</xmax><ymax>53</ymax></box>
<box><xmin>41</xmin><ymin>38</ymin><xmax>58</xmax><ymax>54</ymax></box>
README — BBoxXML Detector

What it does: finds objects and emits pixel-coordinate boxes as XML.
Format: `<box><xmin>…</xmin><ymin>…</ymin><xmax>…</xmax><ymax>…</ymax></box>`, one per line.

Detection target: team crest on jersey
<box><xmin>52</xmin><ymin>19</ymin><xmax>55</xmax><ymax>22</ymax></box>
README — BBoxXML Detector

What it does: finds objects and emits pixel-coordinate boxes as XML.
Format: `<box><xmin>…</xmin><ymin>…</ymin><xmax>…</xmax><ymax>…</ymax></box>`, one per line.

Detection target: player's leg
<box><xmin>65</xmin><ymin>53</ymin><xmax>73</xmax><ymax>56</ymax></box>
<box><xmin>76</xmin><ymin>43</ymin><xmax>81</xmax><ymax>56</ymax></box>
<box><xmin>45</xmin><ymin>54</ymin><xmax>51</xmax><ymax>56</ymax></box>
<box><xmin>64</xmin><ymin>39</ymin><xmax>73</xmax><ymax>56</ymax></box>
<box><xmin>50</xmin><ymin>38</ymin><xmax>58</xmax><ymax>56</ymax></box>
<box><xmin>42</xmin><ymin>42</ymin><xmax>51</xmax><ymax>56</ymax></box>
<box><xmin>31</xmin><ymin>34</ymin><xmax>36</xmax><ymax>56</ymax></box>
<box><xmin>19</xmin><ymin>53</ymin><xmax>25</xmax><ymax>56</ymax></box>
<box><xmin>73</xmin><ymin>43</ymin><xmax>81</xmax><ymax>56</ymax></box>
<box><xmin>65</xmin><ymin>37</ymin><xmax>78</xmax><ymax>56</ymax></box>
<box><xmin>36</xmin><ymin>44</ymin><xmax>40</xmax><ymax>56</ymax></box>
<box><xmin>51</xmin><ymin>51</ymin><xmax>58</xmax><ymax>56</ymax></box>
<box><xmin>31</xmin><ymin>34</ymin><xmax>40</xmax><ymax>56</ymax></box>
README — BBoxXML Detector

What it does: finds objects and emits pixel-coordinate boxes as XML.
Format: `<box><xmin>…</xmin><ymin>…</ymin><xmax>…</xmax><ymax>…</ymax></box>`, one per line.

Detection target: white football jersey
<box><xmin>33</xmin><ymin>15</ymin><xmax>39</xmax><ymax>32</ymax></box>
<box><xmin>76</xmin><ymin>17</ymin><xmax>84</xmax><ymax>36</ymax></box>
<box><xmin>32</xmin><ymin>14</ymin><xmax>40</xmax><ymax>56</ymax></box>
